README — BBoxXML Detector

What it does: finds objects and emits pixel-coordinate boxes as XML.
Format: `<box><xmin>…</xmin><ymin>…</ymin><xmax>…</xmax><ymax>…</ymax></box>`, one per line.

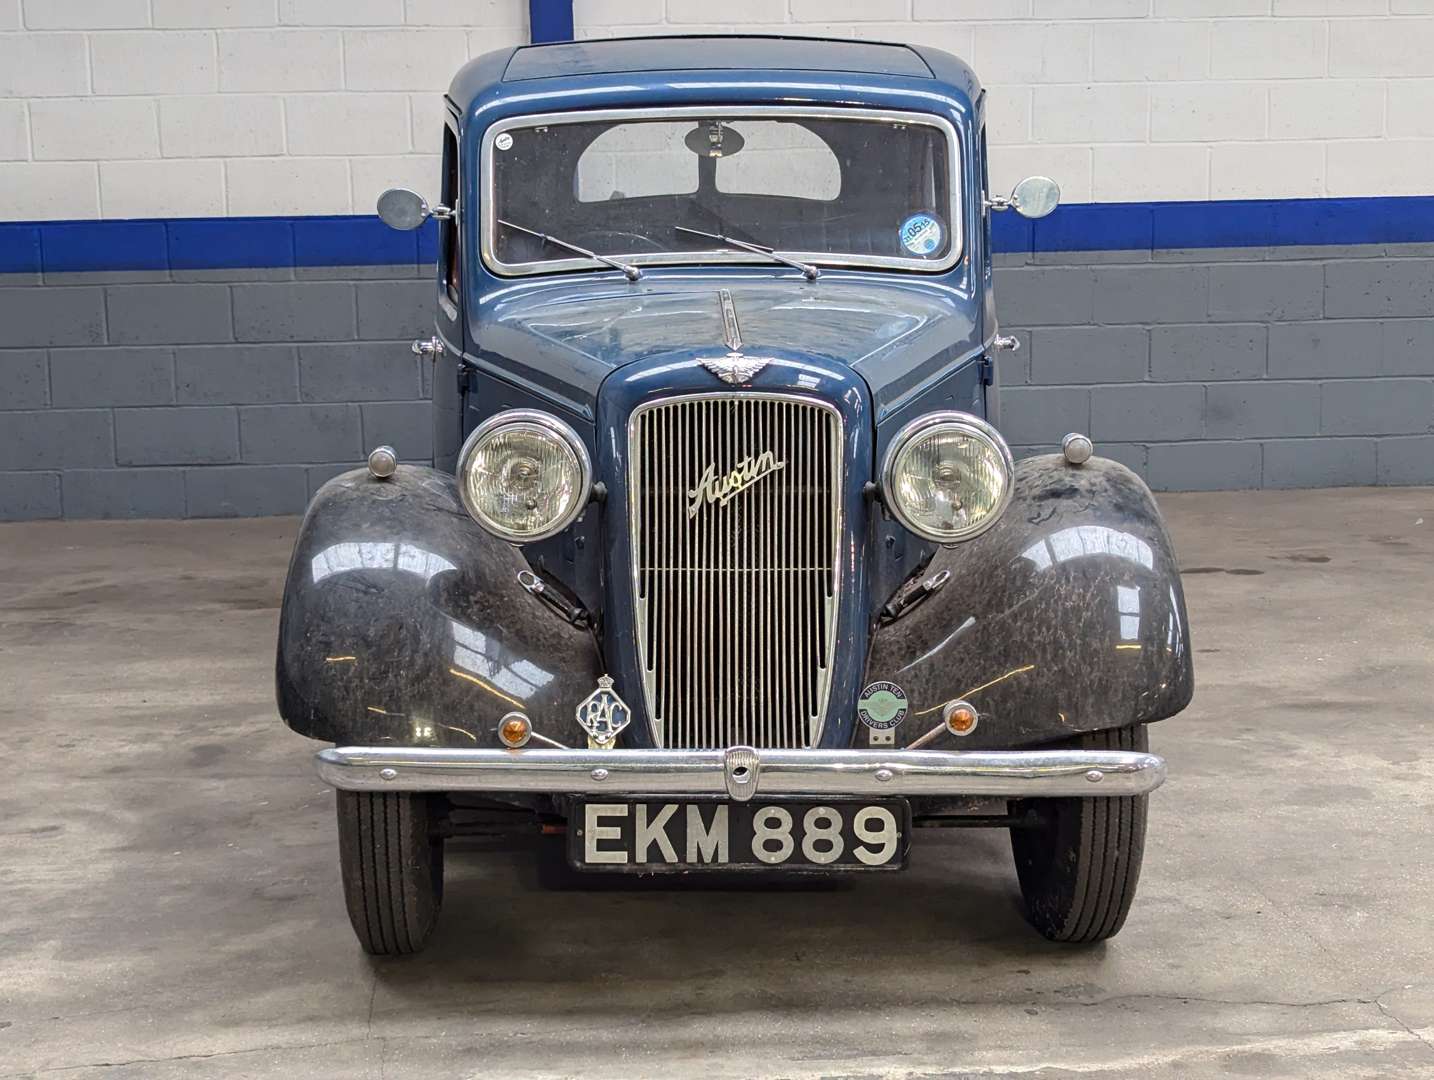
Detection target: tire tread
<box><xmin>337</xmin><ymin>790</ymin><xmax>442</xmax><ymax>955</ymax></box>
<box><xmin>1010</xmin><ymin>724</ymin><xmax>1149</xmax><ymax>944</ymax></box>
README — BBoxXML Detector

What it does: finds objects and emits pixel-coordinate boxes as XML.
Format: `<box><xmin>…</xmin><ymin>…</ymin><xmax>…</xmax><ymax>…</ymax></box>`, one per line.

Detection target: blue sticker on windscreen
<box><xmin>899</xmin><ymin>213</ymin><xmax>944</xmax><ymax>257</ymax></box>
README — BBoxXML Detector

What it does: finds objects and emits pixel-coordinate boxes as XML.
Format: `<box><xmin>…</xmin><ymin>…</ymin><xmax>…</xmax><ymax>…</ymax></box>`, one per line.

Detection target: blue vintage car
<box><xmin>276</xmin><ymin>35</ymin><xmax>1193</xmax><ymax>954</ymax></box>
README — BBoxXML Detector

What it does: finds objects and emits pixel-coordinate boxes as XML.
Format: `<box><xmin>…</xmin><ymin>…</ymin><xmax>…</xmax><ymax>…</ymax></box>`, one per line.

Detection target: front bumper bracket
<box><xmin>315</xmin><ymin>746</ymin><xmax>1166</xmax><ymax>799</ymax></box>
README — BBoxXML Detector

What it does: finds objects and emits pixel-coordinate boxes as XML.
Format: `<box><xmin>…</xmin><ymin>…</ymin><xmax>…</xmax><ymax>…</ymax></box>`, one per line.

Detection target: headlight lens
<box><xmin>456</xmin><ymin>411</ymin><xmax>591</xmax><ymax>542</ymax></box>
<box><xmin>882</xmin><ymin>412</ymin><xmax>1013</xmax><ymax>544</ymax></box>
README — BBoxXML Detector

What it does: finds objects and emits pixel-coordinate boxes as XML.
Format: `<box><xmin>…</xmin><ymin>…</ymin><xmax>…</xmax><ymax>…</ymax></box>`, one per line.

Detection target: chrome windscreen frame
<box><xmin>479</xmin><ymin>104</ymin><xmax>965</xmax><ymax>278</ymax></box>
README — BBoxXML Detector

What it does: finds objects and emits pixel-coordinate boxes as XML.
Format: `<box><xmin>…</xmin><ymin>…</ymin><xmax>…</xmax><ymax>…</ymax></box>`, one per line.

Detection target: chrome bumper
<box><xmin>315</xmin><ymin>746</ymin><xmax>1166</xmax><ymax>800</ymax></box>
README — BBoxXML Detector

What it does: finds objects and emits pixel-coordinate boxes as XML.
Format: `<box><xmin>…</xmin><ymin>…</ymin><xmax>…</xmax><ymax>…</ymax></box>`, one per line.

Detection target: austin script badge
<box><xmin>686</xmin><ymin>450</ymin><xmax>787</xmax><ymax>517</ymax></box>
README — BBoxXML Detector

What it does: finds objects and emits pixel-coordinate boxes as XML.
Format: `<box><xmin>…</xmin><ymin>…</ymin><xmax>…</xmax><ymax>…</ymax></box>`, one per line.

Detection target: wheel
<box><xmin>336</xmin><ymin>790</ymin><xmax>444</xmax><ymax>955</ymax></box>
<box><xmin>1009</xmin><ymin>724</ymin><xmax>1149</xmax><ymax>944</ymax></box>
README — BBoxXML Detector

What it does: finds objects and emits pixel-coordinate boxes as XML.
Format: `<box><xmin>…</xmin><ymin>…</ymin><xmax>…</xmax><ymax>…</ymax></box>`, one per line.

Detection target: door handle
<box><xmin>411</xmin><ymin>336</ymin><xmax>445</xmax><ymax>360</ymax></box>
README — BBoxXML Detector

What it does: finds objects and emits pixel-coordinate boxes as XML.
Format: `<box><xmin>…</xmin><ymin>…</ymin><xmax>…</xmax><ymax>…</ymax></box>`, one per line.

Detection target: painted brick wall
<box><xmin>0</xmin><ymin>1</ymin><xmax>525</xmax><ymax>218</ymax></box>
<box><xmin>994</xmin><ymin>247</ymin><xmax>1434</xmax><ymax>490</ymax></box>
<box><xmin>2</xmin><ymin>2</ymin><xmax>1434</xmax><ymax>519</ymax></box>
<box><xmin>6</xmin><ymin>244</ymin><xmax>1428</xmax><ymax>519</ymax></box>
<box><xmin>0</xmin><ymin>265</ymin><xmax>434</xmax><ymax>518</ymax></box>
<box><xmin>7</xmin><ymin>1</ymin><xmax>1434</xmax><ymax>215</ymax></box>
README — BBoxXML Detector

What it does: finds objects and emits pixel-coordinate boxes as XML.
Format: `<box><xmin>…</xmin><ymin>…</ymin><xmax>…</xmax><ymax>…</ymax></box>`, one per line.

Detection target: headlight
<box><xmin>456</xmin><ymin>410</ymin><xmax>591</xmax><ymax>543</ymax></box>
<box><xmin>881</xmin><ymin>412</ymin><xmax>1013</xmax><ymax>544</ymax></box>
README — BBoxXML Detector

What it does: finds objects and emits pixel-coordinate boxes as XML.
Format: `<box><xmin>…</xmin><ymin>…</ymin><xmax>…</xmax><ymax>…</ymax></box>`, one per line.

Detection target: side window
<box><xmin>441</xmin><ymin>123</ymin><xmax>460</xmax><ymax>304</ymax></box>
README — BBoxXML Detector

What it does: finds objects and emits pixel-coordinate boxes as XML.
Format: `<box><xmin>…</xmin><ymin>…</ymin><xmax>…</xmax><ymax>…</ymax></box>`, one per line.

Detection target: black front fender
<box><xmin>863</xmin><ymin>455</ymin><xmax>1194</xmax><ymax>750</ymax></box>
<box><xmin>276</xmin><ymin>466</ymin><xmax>600</xmax><ymax>748</ymax></box>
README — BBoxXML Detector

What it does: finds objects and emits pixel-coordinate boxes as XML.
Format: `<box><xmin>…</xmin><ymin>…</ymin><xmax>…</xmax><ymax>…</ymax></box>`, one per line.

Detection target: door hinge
<box><xmin>978</xmin><ymin>355</ymin><xmax>995</xmax><ymax>386</ymax></box>
<box><xmin>456</xmin><ymin>363</ymin><xmax>473</xmax><ymax>394</ymax></box>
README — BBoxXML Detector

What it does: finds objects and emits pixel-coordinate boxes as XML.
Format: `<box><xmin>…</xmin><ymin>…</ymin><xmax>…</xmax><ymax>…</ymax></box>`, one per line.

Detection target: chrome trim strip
<box><xmin>480</xmin><ymin>104</ymin><xmax>964</xmax><ymax>278</ymax></box>
<box><xmin>718</xmin><ymin>288</ymin><xmax>742</xmax><ymax>351</ymax></box>
<box><xmin>627</xmin><ymin>393</ymin><xmax>844</xmax><ymax>751</ymax></box>
<box><xmin>316</xmin><ymin>746</ymin><xmax>1167</xmax><ymax>798</ymax></box>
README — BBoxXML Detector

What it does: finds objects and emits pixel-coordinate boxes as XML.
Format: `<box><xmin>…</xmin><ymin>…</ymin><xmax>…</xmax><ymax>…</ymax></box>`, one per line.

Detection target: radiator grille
<box><xmin>629</xmin><ymin>394</ymin><xmax>843</xmax><ymax>749</ymax></box>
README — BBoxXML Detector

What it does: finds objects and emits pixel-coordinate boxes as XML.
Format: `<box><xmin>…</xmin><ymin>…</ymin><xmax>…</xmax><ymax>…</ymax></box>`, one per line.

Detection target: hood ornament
<box><xmin>700</xmin><ymin>288</ymin><xmax>771</xmax><ymax>385</ymax></box>
<box><xmin>700</xmin><ymin>354</ymin><xmax>769</xmax><ymax>385</ymax></box>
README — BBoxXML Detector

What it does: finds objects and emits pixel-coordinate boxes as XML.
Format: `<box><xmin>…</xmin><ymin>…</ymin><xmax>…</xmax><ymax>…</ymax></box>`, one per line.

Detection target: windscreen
<box><xmin>487</xmin><ymin>111</ymin><xmax>957</xmax><ymax>274</ymax></box>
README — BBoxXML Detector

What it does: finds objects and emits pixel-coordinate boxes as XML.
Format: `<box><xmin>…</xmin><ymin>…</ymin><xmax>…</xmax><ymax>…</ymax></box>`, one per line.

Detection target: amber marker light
<box><xmin>498</xmin><ymin>711</ymin><xmax>532</xmax><ymax>748</ymax></box>
<box><xmin>943</xmin><ymin>700</ymin><xmax>979</xmax><ymax>736</ymax></box>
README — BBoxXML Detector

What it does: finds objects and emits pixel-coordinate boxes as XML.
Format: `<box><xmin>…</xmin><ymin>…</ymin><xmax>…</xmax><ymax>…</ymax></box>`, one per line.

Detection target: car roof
<box><xmin>446</xmin><ymin>35</ymin><xmax>980</xmax><ymax>127</ymax></box>
<box><xmin>502</xmin><ymin>35</ymin><xmax>935</xmax><ymax>81</ymax></box>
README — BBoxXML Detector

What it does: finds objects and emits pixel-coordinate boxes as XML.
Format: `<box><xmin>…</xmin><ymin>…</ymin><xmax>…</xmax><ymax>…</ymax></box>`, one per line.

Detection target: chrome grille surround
<box><xmin>628</xmin><ymin>393</ymin><xmax>844</xmax><ymax>750</ymax></box>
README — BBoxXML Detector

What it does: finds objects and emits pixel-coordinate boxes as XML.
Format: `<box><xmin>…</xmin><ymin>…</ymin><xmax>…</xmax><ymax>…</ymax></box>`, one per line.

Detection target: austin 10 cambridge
<box><xmin>276</xmin><ymin>36</ymin><xmax>1193</xmax><ymax>954</ymax></box>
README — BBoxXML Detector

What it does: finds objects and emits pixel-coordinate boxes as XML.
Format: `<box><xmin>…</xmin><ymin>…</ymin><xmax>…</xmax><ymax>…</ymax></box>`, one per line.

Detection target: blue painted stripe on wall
<box><xmin>167</xmin><ymin>217</ymin><xmax>296</xmax><ymax>271</ymax></box>
<box><xmin>528</xmin><ymin>0</ymin><xmax>574</xmax><ymax>44</ymax></box>
<box><xmin>43</xmin><ymin>220</ymin><xmax>169</xmax><ymax>272</ymax></box>
<box><xmin>4</xmin><ymin>197</ymin><xmax>1434</xmax><ymax>274</ymax></box>
<box><xmin>992</xmin><ymin>194</ymin><xmax>1434</xmax><ymax>254</ymax></box>
<box><xmin>0</xmin><ymin>214</ymin><xmax>439</xmax><ymax>274</ymax></box>
<box><xmin>0</xmin><ymin>223</ymin><xmax>42</xmax><ymax>273</ymax></box>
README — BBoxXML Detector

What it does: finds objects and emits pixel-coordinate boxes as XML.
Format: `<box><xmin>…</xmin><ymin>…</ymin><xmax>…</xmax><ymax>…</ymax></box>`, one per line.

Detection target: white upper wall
<box><xmin>1</xmin><ymin>0</ymin><xmax>1430</xmax><ymax>220</ymax></box>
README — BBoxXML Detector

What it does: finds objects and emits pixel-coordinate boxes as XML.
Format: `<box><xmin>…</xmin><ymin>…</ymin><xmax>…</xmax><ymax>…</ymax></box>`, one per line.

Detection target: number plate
<box><xmin>568</xmin><ymin>800</ymin><xmax>910</xmax><ymax>872</ymax></box>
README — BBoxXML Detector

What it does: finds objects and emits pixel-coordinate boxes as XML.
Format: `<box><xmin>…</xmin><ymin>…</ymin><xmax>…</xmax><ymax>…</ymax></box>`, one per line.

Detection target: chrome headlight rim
<box><xmin>880</xmin><ymin>410</ymin><xmax>1014</xmax><ymax>545</ymax></box>
<box><xmin>456</xmin><ymin>409</ymin><xmax>592</xmax><ymax>544</ymax></box>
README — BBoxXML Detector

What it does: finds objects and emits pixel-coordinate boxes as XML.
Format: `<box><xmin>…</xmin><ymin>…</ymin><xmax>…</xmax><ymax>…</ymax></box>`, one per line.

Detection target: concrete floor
<box><xmin>2</xmin><ymin>487</ymin><xmax>1433</xmax><ymax>1079</ymax></box>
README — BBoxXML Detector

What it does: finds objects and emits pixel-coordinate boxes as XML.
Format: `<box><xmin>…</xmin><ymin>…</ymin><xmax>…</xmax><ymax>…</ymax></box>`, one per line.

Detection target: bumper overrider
<box><xmin>314</xmin><ymin>744</ymin><xmax>1166</xmax><ymax>799</ymax></box>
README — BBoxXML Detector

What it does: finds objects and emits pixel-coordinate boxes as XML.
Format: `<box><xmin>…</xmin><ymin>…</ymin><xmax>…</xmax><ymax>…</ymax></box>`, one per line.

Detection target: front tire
<box><xmin>1010</xmin><ymin>724</ymin><xmax>1148</xmax><ymax>944</ymax></box>
<box><xmin>336</xmin><ymin>790</ymin><xmax>445</xmax><ymax>955</ymax></box>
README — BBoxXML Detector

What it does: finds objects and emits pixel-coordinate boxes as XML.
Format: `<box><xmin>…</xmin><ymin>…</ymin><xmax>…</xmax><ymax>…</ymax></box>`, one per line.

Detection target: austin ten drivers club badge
<box><xmin>858</xmin><ymin>681</ymin><xmax>909</xmax><ymax>730</ymax></box>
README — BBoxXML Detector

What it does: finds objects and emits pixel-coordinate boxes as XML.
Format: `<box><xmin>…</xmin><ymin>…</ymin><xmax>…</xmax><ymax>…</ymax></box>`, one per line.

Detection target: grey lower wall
<box><xmin>1</xmin><ymin>244</ymin><xmax>1432</xmax><ymax>520</ymax></box>
<box><xmin>994</xmin><ymin>244</ymin><xmax>1434</xmax><ymax>492</ymax></box>
<box><xmin>1</xmin><ymin>264</ymin><xmax>437</xmax><ymax>520</ymax></box>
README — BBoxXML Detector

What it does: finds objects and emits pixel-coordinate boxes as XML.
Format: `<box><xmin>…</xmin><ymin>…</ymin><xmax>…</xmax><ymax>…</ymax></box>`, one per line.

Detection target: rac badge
<box><xmin>687</xmin><ymin>450</ymin><xmax>786</xmax><ymax>517</ymax></box>
<box><xmin>576</xmin><ymin>675</ymin><xmax>632</xmax><ymax>749</ymax></box>
<box><xmin>858</xmin><ymin>681</ymin><xmax>909</xmax><ymax>731</ymax></box>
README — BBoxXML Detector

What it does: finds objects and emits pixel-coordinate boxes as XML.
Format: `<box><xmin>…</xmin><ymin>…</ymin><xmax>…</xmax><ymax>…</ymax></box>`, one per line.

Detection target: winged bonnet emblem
<box><xmin>699</xmin><ymin>288</ymin><xmax>771</xmax><ymax>384</ymax></box>
<box><xmin>700</xmin><ymin>353</ymin><xmax>769</xmax><ymax>385</ymax></box>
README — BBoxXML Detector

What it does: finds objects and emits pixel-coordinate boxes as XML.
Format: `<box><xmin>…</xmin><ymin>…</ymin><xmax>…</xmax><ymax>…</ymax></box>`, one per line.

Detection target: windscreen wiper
<box><xmin>674</xmin><ymin>225</ymin><xmax>820</xmax><ymax>281</ymax></box>
<box><xmin>498</xmin><ymin>219</ymin><xmax>642</xmax><ymax>281</ymax></box>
